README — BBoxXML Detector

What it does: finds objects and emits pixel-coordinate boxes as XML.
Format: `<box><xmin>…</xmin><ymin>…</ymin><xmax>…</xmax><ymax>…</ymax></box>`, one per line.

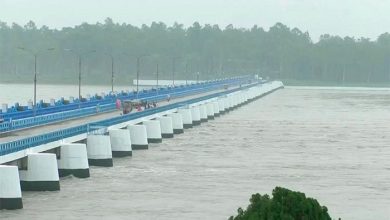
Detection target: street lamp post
<box><xmin>64</xmin><ymin>49</ymin><xmax>96</xmax><ymax>106</ymax></box>
<box><xmin>156</xmin><ymin>63</ymin><xmax>159</xmax><ymax>93</ymax></box>
<box><xmin>185</xmin><ymin>61</ymin><xmax>189</xmax><ymax>85</ymax></box>
<box><xmin>78</xmin><ymin>56</ymin><xmax>82</xmax><ymax>101</ymax></box>
<box><xmin>110</xmin><ymin>55</ymin><xmax>114</xmax><ymax>93</ymax></box>
<box><xmin>102</xmin><ymin>53</ymin><xmax>115</xmax><ymax>93</ymax></box>
<box><xmin>136</xmin><ymin>56</ymin><xmax>140</xmax><ymax>95</ymax></box>
<box><xmin>172</xmin><ymin>58</ymin><xmax>175</xmax><ymax>86</ymax></box>
<box><xmin>17</xmin><ymin>47</ymin><xmax>55</xmax><ymax>116</ymax></box>
<box><xmin>171</xmin><ymin>56</ymin><xmax>181</xmax><ymax>86</ymax></box>
<box><xmin>135</xmin><ymin>54</ymin><xmax>149</xmax><ymax>98</ymax></box>
<box><xmin>34</xmin><ymin>54</ymin><xmax>37</xmax><ymax>113</ymax></box>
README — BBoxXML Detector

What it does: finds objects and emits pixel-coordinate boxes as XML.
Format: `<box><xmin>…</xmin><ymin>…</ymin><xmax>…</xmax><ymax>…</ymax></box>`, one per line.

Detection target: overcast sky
<box><xmin>1</xmin><ymin>0</ymin><xmax>389</xmax><ymax>41</ymax></box>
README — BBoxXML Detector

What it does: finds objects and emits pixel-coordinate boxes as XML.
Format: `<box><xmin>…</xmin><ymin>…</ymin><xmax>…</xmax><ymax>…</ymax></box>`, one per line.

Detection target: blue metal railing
<box><xmin>0</xmin><ymin>77</ymin><xmax>251</xmax><ymax>133</ymax></box>
<box><xmin>0</xmin><ymin>77</ymin><xmax>250</xmax><ymax>120</ymax></box>
<box><xmin>0</xmin><ymin>81</ymin><xmax>262</xmax><ymax>156</ymax></box>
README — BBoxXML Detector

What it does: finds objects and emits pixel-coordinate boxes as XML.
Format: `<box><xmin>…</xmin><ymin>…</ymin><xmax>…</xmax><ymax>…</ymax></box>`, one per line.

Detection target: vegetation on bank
<box><xmin>1</xmin><ymin>18</ymin><xmax>390</xmax><ymax>85</ymax></box>
<box><xmin>229</xmin><ymin>187</ymin><xmax>334</xmax><ymax>220</ymax></box>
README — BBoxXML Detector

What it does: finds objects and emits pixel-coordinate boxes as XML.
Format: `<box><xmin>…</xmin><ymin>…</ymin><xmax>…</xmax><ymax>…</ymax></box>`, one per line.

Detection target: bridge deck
<box><xmin>0</xmin><ymin>87</ymin><xmax>229</xmax><ymax>143</ymax></box>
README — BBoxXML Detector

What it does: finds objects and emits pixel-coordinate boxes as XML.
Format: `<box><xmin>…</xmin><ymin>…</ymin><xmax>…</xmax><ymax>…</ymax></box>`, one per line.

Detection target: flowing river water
<box><xmin>1</xmin><ymin>86</ymin><xmax>390</xmax><ymax>219</ymax></box>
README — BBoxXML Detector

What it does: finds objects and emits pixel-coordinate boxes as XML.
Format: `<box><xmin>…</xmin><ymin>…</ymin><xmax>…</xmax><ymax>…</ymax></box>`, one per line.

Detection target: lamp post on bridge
<box><xmin>107</xmin><ymin>54</ymin><xmax>114</xmax><ymax>93</ymax></box>
<box><xmin>17</xmin><ymin>47</ymin><xmax>55</xmax><ymax>116</ymax></box>
<box><xmin>156</xmin><ymin>63</ymin><xmax>159</xmax><ymax>94</ymax></box>
<box><xmin>64</xmin><ymin>49</ymin><xmax>96</xmax><ymax>108</ymax></box>
<box><xmin>100</xmin><ymin>53</ymin><xmax>116</xmax><ymax>94</ymax></box>
<box><xmin>185</xmin><ymin>61</ymin><xmax>189</xmax><ymax>85</ymax></box>
<box><xmin>171</xmin><ymin>56</ymin><xmax>181</xmax><ymax>86</ymax></box>
<box><xmin>135</xmin><ymin>54</ymin><xmax>150</xmax><ymax>99</ymax></box>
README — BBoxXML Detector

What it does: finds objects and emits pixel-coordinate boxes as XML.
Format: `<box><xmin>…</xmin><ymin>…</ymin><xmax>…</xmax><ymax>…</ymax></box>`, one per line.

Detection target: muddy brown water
<box><xmin>1</xmin><ymin>87</ymin><xmax>389</xmax><ymax>219</ymax></box>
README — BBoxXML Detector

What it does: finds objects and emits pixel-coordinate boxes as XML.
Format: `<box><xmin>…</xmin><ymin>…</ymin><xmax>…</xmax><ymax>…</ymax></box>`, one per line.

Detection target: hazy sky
<box><xmin>1</xmin><ymin>0</ymin><xmax>390</xmax><ymax>41</ymax></box>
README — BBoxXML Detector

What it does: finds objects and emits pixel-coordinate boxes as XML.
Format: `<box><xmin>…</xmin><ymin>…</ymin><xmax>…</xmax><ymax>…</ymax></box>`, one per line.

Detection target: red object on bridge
<box><xmin>116</xmin><ymin>99</ymin><xmax>121</xmax><ymax>110</ymax></box>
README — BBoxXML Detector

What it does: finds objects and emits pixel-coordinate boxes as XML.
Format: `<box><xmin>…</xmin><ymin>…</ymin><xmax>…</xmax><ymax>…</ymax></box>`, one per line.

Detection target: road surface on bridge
<box><xmin>0</xmin><ymin>86</ymin><xmax>236</xmax><ymax>143</ymax></box>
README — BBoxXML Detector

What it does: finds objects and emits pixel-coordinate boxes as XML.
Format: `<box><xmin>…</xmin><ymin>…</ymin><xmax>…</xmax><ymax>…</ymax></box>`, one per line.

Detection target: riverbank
<box><xmin>283</xmin><ymin>79</ymin><xmax>390</xmax><ymax>88</ymax></box>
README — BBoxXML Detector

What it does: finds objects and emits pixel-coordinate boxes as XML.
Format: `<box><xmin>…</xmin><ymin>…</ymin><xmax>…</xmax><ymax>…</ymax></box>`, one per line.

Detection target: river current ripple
<box><xmin>1</xmin><ymin>87</ymin><xmax>389</xmax><ymax>219</ymax></box>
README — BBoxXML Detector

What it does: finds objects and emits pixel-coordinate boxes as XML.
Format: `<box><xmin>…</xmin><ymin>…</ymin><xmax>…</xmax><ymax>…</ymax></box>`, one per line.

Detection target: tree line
<box><xmin>0</xmin><ymin>18</ymin><xmax>389</xmax><ymax>85</ymax></box>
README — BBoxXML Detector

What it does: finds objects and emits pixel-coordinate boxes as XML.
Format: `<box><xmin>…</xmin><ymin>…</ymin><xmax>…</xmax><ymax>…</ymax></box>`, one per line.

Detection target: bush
<box><xmin>229</xmin><ymin>187</ymin><xmax>332</xmax><ymax>220</ymax></box>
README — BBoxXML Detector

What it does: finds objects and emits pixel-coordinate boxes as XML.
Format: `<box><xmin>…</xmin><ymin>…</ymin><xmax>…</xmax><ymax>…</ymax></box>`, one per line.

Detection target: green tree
<box><xmin>229</xmin><ymin>187</ymin><xmax>332</xmax><ymax>220</ymax></box>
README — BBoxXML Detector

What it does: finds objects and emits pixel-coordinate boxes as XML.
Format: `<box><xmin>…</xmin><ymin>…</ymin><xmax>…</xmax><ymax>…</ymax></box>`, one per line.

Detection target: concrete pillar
<box><xmin>190</xmin><ymin>106</ymin><xmax>201</xmax><ymax>125</ymax></box>
<box><xmin>19</xmin><ymin>153</ymin><xmax>60</xmax><ymax>191</ymax></box>
<box><xmin>253</xmin><ymin>89</ymin><xmax>257</xmax><ymax>99</ymax></box>
<box><xmin>127</xmin><ymin>124</ymin><xmax>148</xmax><ymax>150</ymax></box>
<box><xmin>206</xmin><ymin>102</ymin><xmax>215</xmax><ymax>120</ymax></box>
<box><xmin>232</xmin><ymin>94</ymin><xmax>239</xmax><ymax>109</ymax></box>
<box><xmin>218</xmin><ymin>98</ymin><xmax>226</xmax><ymax>114</ymax></box>
<box><xmin>226</xmin><ymin>96</ymin><xmax>233</xmax><ymax>111</ymax></box>
<box><xmin>222</xmin><ymin>97</ymin><xmax>230</xmax><ymax>113</ymax></box>
<box><xmin>243</xmin><ymin>92</ymin><xmax>249</xmax><ymax>104</ymax></box>
<box><xmin>249</xmin><ymin>89</ymin><xmax>255</xmax><ymax>100</ymax></box>
<box><xmin>213</xmin><ymin>101</ymin><xmax>220</xmax><ymax>117</ymax></box>
<box><xmin>222</xmin><ymin>97</ymin><xmax>228</xmax><ymax>112</ymax></box>
<box><xmin>143</xmin><ymin>120</ymin><xmax>162</xmax><ymax>143</ymax></box>
<box><xmin>58</xmin><ymin>144</ymin><xmax>90</xmax><ymax>178</ymax></box>
<box><xmin>0</xmin><ymin>165</ymin><xmax>23</xmax><ymax>210</ymax></box>
<box><xmin>158</xmin><ymin>116</ymin><xmax>174</xmax><ymax>138</ymax></box>
<box><xmin>86</xmin><ymin>135</ymin><xmax>113</xmax><ymax>167</ymax></box>
<box><xmin>168</xmin><ymin>113</ymin><xmax>184</xmax><ymax>134</ymax></box>
<box><xmin>233</xmin><ymin>95</ymin><xmax>237</xmax><ymax>107</ymax></box>
<box><xmin>244</xmin><ymin>91</ymin><xmax>249</xmax><ymax>101</ymax></box>
<box><xmin>109</xmin><ymin>129</ymin><xmax>132</xmax><ymax>157</ymax></box>
<box><xmin>238</xmin><ymin>93</ymin><xmax>244</xmax><ymax>106</ymax></box>
<box><xmin>242</xmin><ymin>93</ymin><xmax>247</xmax><ymax>105</ymax></box>
<box><xmin>199</xmin><ymin>104</ymin><xmax>208</xmax><ymax>122</ymax></box>
<box><xmin>178</xmin><ymin>108</ymin><xmax>193</xmax><ymax>128</ymax></box>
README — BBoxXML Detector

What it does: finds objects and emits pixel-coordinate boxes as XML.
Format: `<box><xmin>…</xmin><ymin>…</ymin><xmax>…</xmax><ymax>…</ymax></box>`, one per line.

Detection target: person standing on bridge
<box><xmin>116</xmin><ymin>99</ymin><xmax>121</xmax><ymax>110</ymax></box>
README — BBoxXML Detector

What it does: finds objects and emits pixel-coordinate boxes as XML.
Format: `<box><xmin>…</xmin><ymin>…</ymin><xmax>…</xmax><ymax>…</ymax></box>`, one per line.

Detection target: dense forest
<box><xmin>0</xmin><ymin>18</ymin><xmax>390</xmax><ymax>85</ymax></box>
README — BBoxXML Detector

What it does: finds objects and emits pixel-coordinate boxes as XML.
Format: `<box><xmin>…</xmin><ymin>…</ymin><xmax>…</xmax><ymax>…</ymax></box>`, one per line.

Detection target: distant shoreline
<box><xmin>283</xmin><ymin>79</ymin><xmax>390</xmax><ymax>88</ymax></box>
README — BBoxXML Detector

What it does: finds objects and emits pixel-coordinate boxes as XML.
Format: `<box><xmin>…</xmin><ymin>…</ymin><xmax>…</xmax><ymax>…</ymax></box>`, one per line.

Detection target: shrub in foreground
<box><xmin>229</xmin><ymin>187</ymin><xmax>332</xmax><ymax>220</ymax></box>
